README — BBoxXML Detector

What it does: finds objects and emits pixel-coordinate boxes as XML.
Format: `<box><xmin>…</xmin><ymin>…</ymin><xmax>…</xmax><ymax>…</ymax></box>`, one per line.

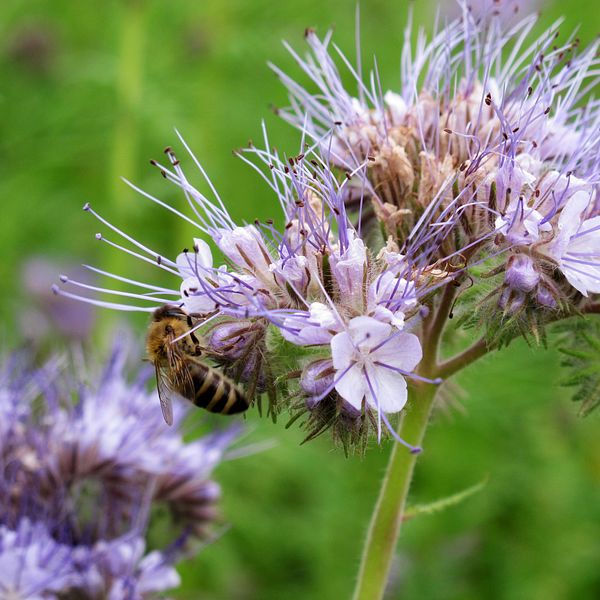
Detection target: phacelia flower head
<box><xmin>54</xmin><ymin>3</ymin><xmax>600</xmax><ymax>450</ymax></box>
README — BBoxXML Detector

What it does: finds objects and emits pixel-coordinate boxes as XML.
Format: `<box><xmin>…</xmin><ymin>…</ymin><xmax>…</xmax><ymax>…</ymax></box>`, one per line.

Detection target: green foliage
<box><xmin>557</xmin><ymin>318</ymin><xmax>600</xmax><ymax>416</ymax></box>
<box><xmin>403</xmin><ymin>476</ymin><xmax>488</xmax><ymax>521</ymax></box>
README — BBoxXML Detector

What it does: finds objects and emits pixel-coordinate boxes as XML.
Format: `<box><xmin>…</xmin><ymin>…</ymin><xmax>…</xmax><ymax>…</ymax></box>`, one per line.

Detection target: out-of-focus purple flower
<box><xmin>0</xmin><ymin>342</ymin><xmax>239</xmax><ymax>597</ymax></box>
<box><xmin>7</xmin><ymin>24</ymin><xmax>57</xmax><ymax>74</ymax></box>
<box><xmin>0</xmin><ymin>519</ymin><xmax>82</xmax><ymax>598</ymax></box>
<box><xmin>21</xmin><ymin>257</ymin><xmax>96</xmax><ymax>342</ymax></box>
<box><xmin>71</xmin><ymin>535</ymin><xmax>181</xmax><ymax>599</ymax></box>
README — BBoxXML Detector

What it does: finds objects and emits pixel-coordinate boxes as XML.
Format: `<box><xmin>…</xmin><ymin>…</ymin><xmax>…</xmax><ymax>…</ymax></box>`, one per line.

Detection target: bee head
<box><xmin>152</xmin><ymin>305</ymin><xmax>187</xmax><ymax>322</ymax></box>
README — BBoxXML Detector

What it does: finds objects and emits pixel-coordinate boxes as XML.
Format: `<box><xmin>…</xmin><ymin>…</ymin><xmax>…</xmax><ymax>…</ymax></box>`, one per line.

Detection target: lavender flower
<box><xmin>440</xmin><ymin>0</ymin><xmax>541</xmax><ymax>23</ymax></box>
<box><xmin>0</xmin><ymin>342</ymin><xmax>238</xmax><ymax>597</ymax></box>
<box><xmin>54</xmin><ymin>4</ymin><xmax>600</xmax><ymax>449</ymax></box>
<box><xmin>273</xmin><ymin>6</ymin><xmax>599</xmax><ymax>321</ymax></box>
<box><xmin>20</xmin><ymin>257</ymin><xmax>96</xmax><ymax>343</ymax></box>
<box><xmin>0</xmin><ymin>519</ymin><xmax>81</xmax><ymax>599</ymax></box>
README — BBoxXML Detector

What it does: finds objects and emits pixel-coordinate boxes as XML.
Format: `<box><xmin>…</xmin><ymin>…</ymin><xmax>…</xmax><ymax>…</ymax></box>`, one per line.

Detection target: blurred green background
<box><xmin>1</xmin><ymin>1</ymin><xmax>599</xmax><ymax>598</ymax></box>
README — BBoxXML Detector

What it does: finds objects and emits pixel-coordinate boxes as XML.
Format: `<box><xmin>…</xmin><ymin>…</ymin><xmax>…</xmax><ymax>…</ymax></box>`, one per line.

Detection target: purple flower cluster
<box><xmin>0</xmin><ymin>344</ymin><xmax>237</xmax><ymax>598</ymax></box>
<box><xmin>55</xmin><ymin>6</ymin><xmax>599</xmax><ymax>448</ymax></box>
<box><xmin>276</xmin><ymin>11</ymin><xmax>600</xmax><ymax>313</ymax></box>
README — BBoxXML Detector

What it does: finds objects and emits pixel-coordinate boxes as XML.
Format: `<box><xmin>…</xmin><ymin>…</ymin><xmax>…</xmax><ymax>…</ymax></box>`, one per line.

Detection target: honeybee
<box><xmin>146</xmin><ymin>305</ymin><xmax>249</xmax><ymax>425</ymax></box>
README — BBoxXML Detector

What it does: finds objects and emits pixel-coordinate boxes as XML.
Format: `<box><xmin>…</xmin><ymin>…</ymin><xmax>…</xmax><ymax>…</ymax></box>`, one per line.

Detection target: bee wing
<box><xmin>155</xmin><ymin>365</ymin><xmax>175</xmax><ymax>426</ymax></box>
<box><xmin>166</xmin><ymin>340</ymin><xmax>196</xmax><ymax>399</ymax></box>
<box><xmin>156</xmin><ymin>336</ymin><xmax>197</xmax><ymax>423</ymax></box>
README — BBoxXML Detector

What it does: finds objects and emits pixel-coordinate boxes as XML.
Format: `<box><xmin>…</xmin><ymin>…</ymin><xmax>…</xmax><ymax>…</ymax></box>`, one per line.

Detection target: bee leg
<box><xmin>187</xmin><ymin>321</ymin><xmax>201</xmax><ymax>347</ymax></box>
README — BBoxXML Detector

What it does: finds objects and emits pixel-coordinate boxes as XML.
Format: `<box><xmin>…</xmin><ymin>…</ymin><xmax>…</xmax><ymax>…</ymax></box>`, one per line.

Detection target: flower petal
<box><xmin>334</xmin><ymin>364</ymin><xmax>366</xmax><ymax>410</ymax></box>
<box><xmin>331</xmin><ymin>331</ymin><xmax>354</xmax><ymax>370</ymax></box>
<box><xmin>375</xmin><ymin>332</ymin><xmax>423</xmax><ymax>372</ymax></box>
<box><xmin>176</xmin><ymin>239</ymin><xmax>213</xmax><ymax>278</ymax></box>
<box><xmin>364</xmin><ymin>364</ymin><xmax>408</xmax><ymax>413</ymax></box>
<box><xmin>347</xmin><ymin>316</ymin><xmax>392</xmax><ymax>350</ymax></box>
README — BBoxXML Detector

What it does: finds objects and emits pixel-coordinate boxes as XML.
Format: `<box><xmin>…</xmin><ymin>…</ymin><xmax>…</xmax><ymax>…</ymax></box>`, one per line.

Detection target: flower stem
<box><xmin>352</xmin><ymin>382</ymin><xmax>438</xmax><ymax>600</ymax></box>
<box><xmin>436</xmin><ymin>336</ymin><xmax>489</xmax><ymax>379</ymax></box>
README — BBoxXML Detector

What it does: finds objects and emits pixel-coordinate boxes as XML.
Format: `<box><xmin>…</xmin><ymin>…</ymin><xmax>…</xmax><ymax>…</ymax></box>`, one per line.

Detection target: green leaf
<box><xmin>402</xmin><ymin>476</ymin><xmax>488</xmax><ymax>522</ymax></box>
<box><xmin>557</xmin><ymin>318</ymin><xmax>600</xmax><ymax>416</ymax></box>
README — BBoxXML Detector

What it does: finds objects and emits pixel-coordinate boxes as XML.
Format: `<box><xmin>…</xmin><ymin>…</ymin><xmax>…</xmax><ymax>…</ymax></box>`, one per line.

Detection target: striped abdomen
<box><xmin>184</xmin><ymin>361</ymin><xmax>249</xmax><ymax>415</ymax></box>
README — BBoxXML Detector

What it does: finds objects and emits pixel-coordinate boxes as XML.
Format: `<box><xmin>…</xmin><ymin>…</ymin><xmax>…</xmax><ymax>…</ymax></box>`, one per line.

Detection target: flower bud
<box><xmin>207</xmin><ymin>320</ymin><xmax>266</xmax><ymax>390</ymax></box>
<box><xmin>537</xmin><ymin>285</ymin><xmax>557</xmax><ymax>308</ymax></box>
<box><xmin>208</xmin><ymin>321</ymin><xmax>255</xmax><ymax>360</ymax></box>
<box><xmin>300</xmin><ymin>359</ymin><xmax>335</xmax><ymax>403</ymax></box>
<box><xmin>505</xmin><ymin>254</ymin><xmax>540</xmax><ymax>293</ymax></box>
<box><xmin>214</xmin><ymin>226</ymin><xmax>272</xmax><ymax>279</ymax></box>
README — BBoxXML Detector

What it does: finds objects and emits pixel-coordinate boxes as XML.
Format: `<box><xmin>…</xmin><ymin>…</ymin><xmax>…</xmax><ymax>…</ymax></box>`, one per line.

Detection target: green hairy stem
<box><xmin>352</xmin><ymin>287</ymin><xmax>489</xmax><ymax>600</ymax></box>
<box><xmin>352</xmin><ymin>382</ymin><xmax>437</xmax><ymax>600</ymax></box>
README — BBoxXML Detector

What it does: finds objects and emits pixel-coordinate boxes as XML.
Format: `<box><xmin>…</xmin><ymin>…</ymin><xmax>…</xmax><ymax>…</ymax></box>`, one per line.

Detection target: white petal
<box><xmin>375</xmin><ymin>332</ymin><xmax>423</xmax><ymax>372</ymax></box>
<box><xmin>309</xmin><ymin>302</ymin><xmax>342</xmax><ymax>331</ymax></box>
<box><xmin>334</xmin><ymin>364</ymin><xmax>366</xmax><ymax>410</ymax></box>
<box><xmin>557</xmin><ymin>191</ymin><xmax>591</xmax><ymax>239</ymax></box>
<box><xmin>347</xmin><ymin>316</ymin><xmax>392</xmax><ymax>350</ymax></box>
<box><xmin>364</xmin><ymin>364</ymin><xmax>408</xmax><ymax>413</ymax></box>
<box><xmin>192</xmin><ymin>238</ymin><xmax>213</xmax><ymax>269</ymax></box>
<box><xmin>331</xmin><ymin>331</ymin><xmax>354</xmax><ymax>370</ymax></box>
<box><xmin>562</xmin><ymin>216</ymin><xmax>600</xmax><ymax>295</ymax></box>
<box><xmin>176</xmin><ymin>239</ymin><xmax>213</xmax><ymax>278</ymax></box>
<box><xmin>180</xmin><ymin>277</ymin><xmax>217</xmax><ymax>313</ymax></box>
